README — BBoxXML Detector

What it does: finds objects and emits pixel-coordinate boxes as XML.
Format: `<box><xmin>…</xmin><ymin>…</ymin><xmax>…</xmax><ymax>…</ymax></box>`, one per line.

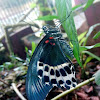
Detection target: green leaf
<box><xmin>55</xmin><ymin>0</ymin><xmax>82</xmax><ymax>67</ymax></box>
<box><xmin>93</xmin><ymin>31</ymin><xmax>100</xmax><ymax>39</ymax></box>
<box><xmin>84</xmin><ymin>0</ymin><xmax>95</xmax><ymax>11</ymax></box>
<box><xmin>0</xmin><ymin>65</ymin><xmax>4</xmax><ymax>71</ymax></box>
<box><xmin>25</xmin><ymin>47</ymin><xmax>28</xmax><ymax>53</ymax></box>
<box><xmin>79</xmin><ymin>37</ymin><xmax>86</xmax><ymax>46</ymax></box>
<box><xmin>94</xmin><ymin>70</ymin><xmax>100</xmax><ymax>85</ymax></box>
<box><xmin>80</xmin><ymin>43</ymin><xmax>100</xmax><ymax>52</ymax></box>
<box><xmin>78</xmin><ymin>31</ymin><xmax>87</xmax><ymax>41</ymax></box>
<box><xmin>84</xmin><ymin>23</ymin><xmax>100</xmax><ymax>46</ymax></box>
<box><xmin>78</xmin><ymin>31</ymin><xmax>87</xmax><ymax>45</ymax></box>
<box><xmin>82</xmin><ymin>51</ymin><xmax>100</xmax><ymax>61</ymax></box>
<box><xmin>72</xmin><ymin>4</ymin><xmax>82</xmax><ymax>11</ymax></box>
<box><xmin>4</xmin><ymin>62</ymin><xmax>14</xmax><ymax>69</ymax></box>
<box><xmin>30</xmin><ymin>3</ymin><xmax>36</xmax><ymax>8</ymax></box>
<box><xmin>37</xmin><ymin>15</ymin><xmax>58</xmax><ymax>21</ymax></box>
<box><xmin>4</xmin><ymin>62</ymin><xmax>12</xmax><ymax>65</ymax></box>
<box><xmin>86</xmin><ymin>23</ymin><xmax>100</xmax><ymax>38</ymax></box>
<box><xmin>32</xmin><ymin>42</ymin><xmax>36</xmax><ymax>54</ymax></box>
<box><xmin>83</xmin><ymin>56</ymin><xmax>93</xmax><ymax>68</ymax></box>
<box><xmin>15</xmin><ymin>57</ymin><xmax>24</xmax><ymax>62</ymax></box>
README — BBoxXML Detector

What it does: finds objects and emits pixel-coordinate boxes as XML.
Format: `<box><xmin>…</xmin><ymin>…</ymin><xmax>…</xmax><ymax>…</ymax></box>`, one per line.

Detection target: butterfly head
<box><xmin>42</xmin><ymin>26</ymin><xmax>61</xmax><ymax>39</ymax></box>
<box><xmin>42</xmin><ymin>25</ymin><xmax>60</xmax><ymax>34</ymax></box>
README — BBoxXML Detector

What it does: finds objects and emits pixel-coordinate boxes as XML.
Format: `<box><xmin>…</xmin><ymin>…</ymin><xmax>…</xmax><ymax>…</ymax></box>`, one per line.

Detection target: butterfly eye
<box><xmin>42</xmin><ymin>26</ymin><xmax>48</xmax><ymax>31</ymax></box>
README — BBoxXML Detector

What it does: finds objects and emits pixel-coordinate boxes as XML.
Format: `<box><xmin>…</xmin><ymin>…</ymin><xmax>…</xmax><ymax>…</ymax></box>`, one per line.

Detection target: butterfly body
<box><xmin>26</xmin><ymin>26</ymin><xmax>77</xmax><ymax>100</ymax></box>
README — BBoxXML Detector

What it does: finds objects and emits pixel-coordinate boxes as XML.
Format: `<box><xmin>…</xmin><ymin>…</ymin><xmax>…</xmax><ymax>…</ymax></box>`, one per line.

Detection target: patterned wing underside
<box><xmin>37</xmin><ymin>61</ymin><xmax>77</xmax><ymax>89</ymax></box>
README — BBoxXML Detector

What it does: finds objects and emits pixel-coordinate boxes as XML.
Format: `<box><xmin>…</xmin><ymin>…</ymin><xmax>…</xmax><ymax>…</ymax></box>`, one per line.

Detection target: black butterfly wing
<box><xmin>26</xmin><ymin>35</ymin><xmax>53</xmax><ymax>100</ymax></box>
<box><xmin>37</xmin><ymin>37</ymin><xmax>77</xmax><ymax>88</ymax></box>
<box><xmin>26</xmin><ymin>35</ymin><xmax>77</xmax><ymax>100</ymax></box>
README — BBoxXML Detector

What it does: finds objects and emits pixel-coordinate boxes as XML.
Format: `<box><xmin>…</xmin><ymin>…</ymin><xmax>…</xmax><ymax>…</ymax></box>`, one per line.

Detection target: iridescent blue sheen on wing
<box><xmin>26</xmin><ymin>75</ymin><xmax>52</xmax><ymax>100</ymax></box>
<box><xmin>26</xmin><ymin>36</ymin><xmax>53</xmax><ymax>100</ymax></box>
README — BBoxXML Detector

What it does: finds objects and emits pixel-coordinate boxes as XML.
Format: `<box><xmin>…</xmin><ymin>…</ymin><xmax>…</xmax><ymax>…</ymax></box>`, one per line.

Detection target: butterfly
<box><xmin>26</xmin><ymin>24</ymin><xmax>77</xmax><ymax>100</ymax></box>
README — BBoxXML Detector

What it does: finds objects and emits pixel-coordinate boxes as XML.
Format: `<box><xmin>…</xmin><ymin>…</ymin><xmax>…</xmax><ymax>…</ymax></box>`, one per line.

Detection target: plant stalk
<box><xmin>12</xmin><ymin>83</ymin><xmax>27</xmax><ymax>100</ymax></box>
<box><xmin>51</xmin><ymin>77</ymin><xmax>95</xmax><ymax>100</ymax></box>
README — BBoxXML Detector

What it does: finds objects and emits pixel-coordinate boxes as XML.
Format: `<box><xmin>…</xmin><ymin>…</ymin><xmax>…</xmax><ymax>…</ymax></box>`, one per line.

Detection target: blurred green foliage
<box><xmin>78</xmin><ymin>23</ymin><xmax>100</xmax><ymax>68</ymax></box>
<box><xmin>84</xmin><ymin>0</ymin><xmax>95</xmax><ymax>11</ymax></box>
<box><xmin>0</xmin><ymin>54</ymin><xmax>25</xmax><ymax>71</ymax></box>
<box><xmin>93</xmin><ymin>31</ymin><xmax>100</xmax><ymax>39</ymax></box>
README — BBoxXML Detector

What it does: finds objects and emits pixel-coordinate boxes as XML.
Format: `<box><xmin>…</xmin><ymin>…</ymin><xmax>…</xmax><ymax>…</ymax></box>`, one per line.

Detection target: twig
<box><xmin>51</xmin><ymin>77</ymin><xmax>95</xmax><ymax>100</ymax></box>
<box><xmin>3</xmin><ymin>27</ymin><xmax>13</xmax><ymax>54</ymax></box>
<box><xmin>0</xmin><ymin>78</ymin><xmax>8</xmax><ymax>85</ymax></box>
<box><xmin>12</xmin><ymin>83</ymin><xmax>27</xmax><ymax>100</ymax></box>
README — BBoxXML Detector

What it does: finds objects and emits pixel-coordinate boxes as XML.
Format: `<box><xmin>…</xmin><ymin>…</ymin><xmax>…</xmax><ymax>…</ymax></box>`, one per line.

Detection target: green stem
<box><xmin>51</xmin><ymin>77</ymin><xmax>95</xmax><ymax>100</ymax></box>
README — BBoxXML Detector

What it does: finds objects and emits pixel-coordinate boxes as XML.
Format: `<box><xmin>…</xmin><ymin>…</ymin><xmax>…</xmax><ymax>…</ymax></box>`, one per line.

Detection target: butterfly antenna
<box><xmin>55</xmin><ymin>11</ymin><xmax>72</xmax><ymax>28</ymax></box>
